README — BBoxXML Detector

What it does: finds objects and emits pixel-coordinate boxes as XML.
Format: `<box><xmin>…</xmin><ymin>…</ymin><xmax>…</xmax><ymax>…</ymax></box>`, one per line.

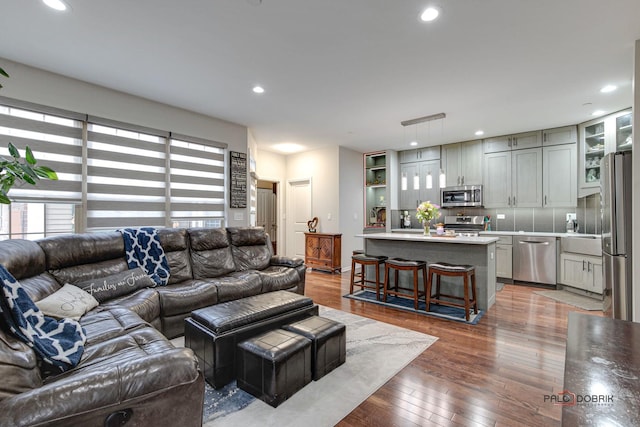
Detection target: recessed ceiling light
<box><xmin>252</xmin><ymin>85</ymin><xmax>265</xmax><ymax>94</ymax></box>
<box><xmin>600</xmin><ymin>85</ymin><xmax>617</xmax><ymax>93</ymax></box>
<box><xmin>410</xmin><ymin>141</ymin><xmax>418</xmax><ymax>146</ymax></box>
<box><xmin>592</xmin><ymin>110</ymin><xmax>605</xmax><ymax>116</ymax></box>
<box><xmin>420</xmin><ymin>7</ymin><xmax>440</xmax><ymax>22</ymax></box>
<box><xmin>475</xmin><ymin>130</ymin><xmax>484</xmax><ymax>136</ymax></box>
<box><xmin>42</xmin><ymin>0</ymin><xmax>69</xmax><ymax>11</ymax></box>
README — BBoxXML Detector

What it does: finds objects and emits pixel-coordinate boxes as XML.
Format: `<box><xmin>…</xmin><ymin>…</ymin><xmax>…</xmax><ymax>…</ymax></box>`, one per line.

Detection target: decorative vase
<box><xmin>423</xmin><ymin>222</ymin><xmax>430</xmax><ymax>236</ymax></box>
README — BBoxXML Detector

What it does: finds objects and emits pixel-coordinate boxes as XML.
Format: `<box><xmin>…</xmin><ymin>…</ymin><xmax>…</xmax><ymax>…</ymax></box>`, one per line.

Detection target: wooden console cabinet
<box><xmin>304</xmin><ymin>233</ymin><xmax>342</xmax><ymax>273</ymax></box>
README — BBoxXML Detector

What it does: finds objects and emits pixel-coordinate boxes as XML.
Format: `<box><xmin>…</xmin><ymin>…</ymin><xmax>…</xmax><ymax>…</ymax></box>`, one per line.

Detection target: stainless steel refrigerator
<box><xmin>601</xmin><ymin>151</ymin><xmax>633</xmax><ymax>320</ymax></box>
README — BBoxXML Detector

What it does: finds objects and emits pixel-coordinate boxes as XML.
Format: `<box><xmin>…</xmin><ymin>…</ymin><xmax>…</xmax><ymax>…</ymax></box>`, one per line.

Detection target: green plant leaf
<box><xmin>34</xmin><ymin>166</ymin><xmax>58</xmax><ymax>180</ymax></box>
<box><xmin>8</xmin><ymin>143</ymin><xmax>20</xmax><ymax>159</ymax></box>
<box><xmin>0</xmin><ymin>193</ymin><xmax>11</xmax><ymax>204</ymax></box>
<box><xmin>25</xmin><ymin>146</ymin><xmax>37</xmax><ymax>165</ymax></box>
<box><xmin>0</xmin><ymin>67</ymin><xmax>8</xmax><ymax>78</ymax></box>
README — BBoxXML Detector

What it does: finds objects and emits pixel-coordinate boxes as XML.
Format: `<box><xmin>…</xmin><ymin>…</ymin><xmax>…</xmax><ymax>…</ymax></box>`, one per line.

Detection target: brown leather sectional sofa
<box><xmin>0</xmin><ymin>227</ymin><xmax>305</xmax><ymax>427</ymax></box>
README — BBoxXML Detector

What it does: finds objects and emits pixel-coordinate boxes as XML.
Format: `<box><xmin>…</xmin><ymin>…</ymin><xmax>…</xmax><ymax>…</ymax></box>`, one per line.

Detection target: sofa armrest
<box><xmin>270</xmin><ymin>256</ymin><xmax>304</xmax><ymax>268</ymax></box>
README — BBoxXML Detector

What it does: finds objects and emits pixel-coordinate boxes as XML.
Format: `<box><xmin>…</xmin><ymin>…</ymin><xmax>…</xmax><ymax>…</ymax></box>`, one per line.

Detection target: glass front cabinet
<box><xmin>578</xmin><ymin>109</ymin><xmax>632</xmax><ymax>195</ymax></box>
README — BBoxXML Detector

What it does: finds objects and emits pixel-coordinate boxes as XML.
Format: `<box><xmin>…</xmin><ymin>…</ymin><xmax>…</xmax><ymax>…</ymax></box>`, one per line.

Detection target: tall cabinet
<box><xmin>542</xmin><ymin>126</ymin><xmax>577</xmax><ymax>207</ymax></box>
<box><xmin>578</xmin><ymin>109</ymin><xmax>632</xmax><ymax>196</ymax></box>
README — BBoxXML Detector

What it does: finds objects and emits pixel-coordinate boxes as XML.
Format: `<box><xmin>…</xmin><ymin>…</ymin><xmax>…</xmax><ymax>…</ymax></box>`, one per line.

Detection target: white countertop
<box><xmin>357</xmin><ymin>232</ymin><xmax>500</xmax><ymax>245</ymax></box>
<box><xmin>391</xmin><ymin>229</ymin><xmax>600</xmax><ymax>239</ymax></box>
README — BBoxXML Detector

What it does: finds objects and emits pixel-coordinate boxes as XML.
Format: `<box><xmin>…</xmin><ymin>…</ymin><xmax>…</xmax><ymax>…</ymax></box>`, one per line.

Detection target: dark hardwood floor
<box><xmin>304</xmin><ymin>270</ymin><xmax>602</xmax><ymax>427</ymax></box>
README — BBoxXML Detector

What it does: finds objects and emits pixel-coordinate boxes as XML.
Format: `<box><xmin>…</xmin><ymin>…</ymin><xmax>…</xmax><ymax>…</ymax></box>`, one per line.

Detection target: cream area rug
<box><xmin>534</xmin><ymin>290</ymin><xmax>603</xmax><ymax>311</ymax></box>
<box><xmin>172</xmin><ymin>305</ymin><xmax>438</xmax><ymax>427</ymax></box>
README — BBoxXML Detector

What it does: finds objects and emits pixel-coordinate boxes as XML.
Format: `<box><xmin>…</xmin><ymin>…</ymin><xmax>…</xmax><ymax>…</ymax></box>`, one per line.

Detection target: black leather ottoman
<box><xmin>283</xmin><ymin>316</ymin><xmax>346</xmax><ymax>380</ymax></box>
<box><xmin>236</xmin><ymin>329</ymin><xmax>312</xmax><ymax>407</ymax></box>
<box><xmin>184</xmin><ymin>290</ymin><xmax>318</xmax><ymax>388</ymax></box>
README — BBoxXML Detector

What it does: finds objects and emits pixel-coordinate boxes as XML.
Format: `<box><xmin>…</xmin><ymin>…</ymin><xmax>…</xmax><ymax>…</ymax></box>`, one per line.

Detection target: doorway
<box><xmin>256</xmin><ymin>180</ymin><xmax>278</xmax><ymax>254</ymax></box>
<box><xmin>286</xmin><ymin>178</ymin><xmax>312</xmax><ymax>259</ymax></box>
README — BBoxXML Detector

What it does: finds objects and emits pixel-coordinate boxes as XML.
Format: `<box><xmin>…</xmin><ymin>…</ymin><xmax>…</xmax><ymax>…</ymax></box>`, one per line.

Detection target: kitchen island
<box><xmin>357</xmin><ymin>232</ymin><xmax>499</xmax><ymax>310</ymax></box>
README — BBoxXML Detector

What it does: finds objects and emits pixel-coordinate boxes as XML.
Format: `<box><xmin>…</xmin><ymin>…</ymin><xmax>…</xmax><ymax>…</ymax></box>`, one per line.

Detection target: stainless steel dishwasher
<box><xmin>513</xmin><ymin>236</ymin><xmax>557</xmax><ymax>285</ymax></box>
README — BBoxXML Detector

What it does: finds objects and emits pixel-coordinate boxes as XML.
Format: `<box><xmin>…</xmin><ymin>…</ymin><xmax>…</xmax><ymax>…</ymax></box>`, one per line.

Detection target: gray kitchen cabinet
<box><xmin>543</xmin><ymin>144</ymin><xmax>577</xmax><ymax>207</ymax></box>
<box><xmin>495</xmin><ymin>236</ymin><xmax>513</xmax><ymax>279</ymax></box>
<box><xmin>441</xmin><ymin>139</ymin><xmax>483</xmax><ymax>186</ymax></box>
<box><xmin>419</xmin><ymin>159</ymin><xmax>441</xmax><ymax>206</ymax></box>
<box><xmin>399</xmin><ymin>163</ymin><xmax>419</xmax><ymax>209</ymax></box>
<box><xmin>399</xmin><ymin>159</ymin><xmax>441</xmax><ymax>209</ymax></box>
<box><xmin>483</xmin><ymin>148</ymin><xmax>542</xmax><ymax>208</ymax></box>
<box><xmin>483</xmin><ymin>130</ymin><xmax>542</xmax><ymax>153</ymax></box>
<box><xmin>543</xmin><ymin>125</ymin><xmax>577</xmax><ymax>146</ymax></box>
<box><xmin>399</xmin><ymin>146</ymin><xmax>440</xmax><ymax>163</ymax></box>
<box><xmin>559</xmin><ymin>253</ymin><xmax>603</xmax><ymax>294</ymax></box>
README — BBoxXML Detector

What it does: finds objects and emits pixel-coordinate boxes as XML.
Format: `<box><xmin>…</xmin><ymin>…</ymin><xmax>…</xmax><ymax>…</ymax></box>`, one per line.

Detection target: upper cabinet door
<box><xmin>419</xmin><ymin>159</ymin><xmax>441</xmax><ymax>206</ymax></box>
<box><xmin>510</xmin><ymin>131</ymin><xmax>542</xmax><ymax>150</ymax></box>
<box><xmin>483</xmin><ymin>131</ymin><xmax>541</xmax><ymax>153</ymax></box>
<box><xmin>512</xmin><ymin>147</ymin><xmax>542</xmax><ymax>207</ymax></box>
<box><xmin>441</xmin><ymin>143</ymin><xmax>462</xmax><ymax>187</ymax></box>
<box><xmin>459</xmin><ymin>140</ymin><xmax>483</xmax><ymax>185</ymax></box>
<box><xmin>483</xmin><ymin>151</ymin><xmax>511</xmax><ymax>208</ymax></box>
<box><xmin>543</xmin><ymin>126</ymin><xmax>577</xmax><ymax>146</ymax></box>
<box><xmin>615</xmin><ymin>110</ymin><xmax>633</xmax><ymax>152</ymax></box>
<box><xmin>543</xmin><ymin>144</ymin><xmax>577</xmax><ymax>207</ymax></box>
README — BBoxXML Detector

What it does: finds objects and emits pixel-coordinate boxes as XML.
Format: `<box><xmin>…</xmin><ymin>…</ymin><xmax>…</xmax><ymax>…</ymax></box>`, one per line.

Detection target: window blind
<box><xmin>0</xmin><ymin>97</ymin><xmax>83</xmax><ymax>202</ymax></box>
<box><xmin>86</xmin><ymin>117</ymin><xmax>169</xmax><ymax>230</ymax></box>
<box><xmin>169</xmin><ymin>134</ymin><xmax>226</xmax><ymax>223</ymax></box>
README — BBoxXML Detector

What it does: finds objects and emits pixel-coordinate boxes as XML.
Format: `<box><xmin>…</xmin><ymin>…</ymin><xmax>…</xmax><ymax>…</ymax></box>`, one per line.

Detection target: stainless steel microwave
<box><xmin>441</xmin><ymin>185</ymin><xmax>483</xmax><ymax>208</ymax></box>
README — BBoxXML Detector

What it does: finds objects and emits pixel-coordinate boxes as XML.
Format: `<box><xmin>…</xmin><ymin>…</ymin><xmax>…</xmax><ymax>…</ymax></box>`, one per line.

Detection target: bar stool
<box><xmin>383</xmin><ymin>258</ymin><xmax>427</xmax><ymax>310</ymax></box>
<box><xmin>426</xmin><ymin>262</ymin><xmax>478</xmax><ymax>321</ymax></box>
<box><xmin>350</xmin><ymin>254</ymin><xmax>388</xmax><ymax>300</ymax></box>
<box><xmin>351</xmin><ymin>249</ymin><xmax>365</xmax><ymax>283</ymax></box>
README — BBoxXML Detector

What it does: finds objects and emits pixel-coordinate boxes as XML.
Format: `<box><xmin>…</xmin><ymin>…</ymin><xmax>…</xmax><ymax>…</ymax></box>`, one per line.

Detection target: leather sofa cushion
<box><xmin>156</xmin><ymin>279</ymin><xmax>218</xmax><ymax>317</ymax></box>
<box><xmin>212</xmin><ymin>271</ymin><xmax>263</xmax><ymax>303</ymax></box>
<box><xmin>227</xmin><ymin>227</ymin><xmax>268</xmax><ymax>247</ymax></box>
<box><xmin>188</xmin><ymin>228</ymin><xmax>236</xmax><ymax>278</ymax></box>
<box><xmin>158</xmin><ymin>228</ymin><xmax>193</xmax><ymax>284</ymax></box>
<box><xmin>51</xmin><ymin>258</ymin><xmax>130</xmax><ymax>288</ymax></box>
<box><xmin>256</xmin><ymin>266</ymin><xmax>301</xmax><ymax>293</ymax></box>
<box><xmin>100</xmin><ymin>288</ymin><xmax>160</xmax><ymax>324</ymax></box>
<box><xmin>0</xmin><ymin>328</ymin><xmax>41</xmax><ymax>401</ymax></box>
<box><xmin>37</xmin><ymin>232</ymin><xmax>124</xmax><ymax>270</ymax></box>
<box><xmin>228</xmin><ymin>227</ymin><xmax>271</xmax><ymax>271</ymax></box>
<box><xmin>0</xmin><ymin>240</ymin><xmax>46</xmax><ymax>281</ymax></box>
<box><xmin>191</xmin><ymin>290</ymin><xmax>314</xmax><ymax>334</ymax></box>
<box><xmin>15</xmin><ymin>273</ymin><xmax>61</xmax><ymax>303</ymax></box>
<box><xmin>79</xmin><ymin>308</ymin><xmax>150</xmax><ymax>346</ymax></box>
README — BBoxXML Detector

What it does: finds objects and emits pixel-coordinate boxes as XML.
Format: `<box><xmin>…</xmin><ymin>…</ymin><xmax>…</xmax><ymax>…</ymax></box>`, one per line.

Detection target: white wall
<box><xmin>0</xmin><ymin>57</ymin><xmax>251</xmax><ymax>226</ymax></box>
<box><xmin>633</xmin><ymin>40</ymin><xmax>639</xmax><ymax>322</ymax></box>
<box><xmin>339</xmin><ymin>146</ymin><xmax>364</xmax><ymax>269</ymax></box>
<box><xmin>286</xmin><ymin>146</ymin><xmax>340</xmax><ymax>235</ymax></box>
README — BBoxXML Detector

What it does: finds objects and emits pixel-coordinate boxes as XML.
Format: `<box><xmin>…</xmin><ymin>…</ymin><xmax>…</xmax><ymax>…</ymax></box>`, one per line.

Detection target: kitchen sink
<box><xmin>560</xmin><ymin>236</ymin><xmax>602</xmax><ymax>256</ymax></box>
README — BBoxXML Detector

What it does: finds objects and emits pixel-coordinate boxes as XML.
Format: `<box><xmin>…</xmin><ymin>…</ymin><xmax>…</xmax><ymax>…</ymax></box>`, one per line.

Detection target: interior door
<box><xmin>257</xmin><ymin>185</ymin><xmax>277</xmax><ymax>252</ymax></box>
<box><xmin>287</xmin><ymin>178</ymin><xmax>312</xmax><ymax>259</ymax></box>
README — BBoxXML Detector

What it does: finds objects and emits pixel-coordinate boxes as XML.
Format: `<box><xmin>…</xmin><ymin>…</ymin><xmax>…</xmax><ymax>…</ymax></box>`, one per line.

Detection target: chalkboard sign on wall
<box><xmin>230</xmin><ymin>151</ymin><xmax>247</xmax><ymax>208</ymax></box>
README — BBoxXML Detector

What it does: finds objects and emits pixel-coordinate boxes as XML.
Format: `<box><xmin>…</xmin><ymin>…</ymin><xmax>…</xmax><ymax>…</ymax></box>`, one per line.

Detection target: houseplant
<box><xmin>415</xmin><ymin>201</ymin><xmax>441</xmax><ymax>235</ymax></box>
<box><xmin>0</xmin><ymin>66</ymin><xmax>58</xmax><ymax>204</ymax></box>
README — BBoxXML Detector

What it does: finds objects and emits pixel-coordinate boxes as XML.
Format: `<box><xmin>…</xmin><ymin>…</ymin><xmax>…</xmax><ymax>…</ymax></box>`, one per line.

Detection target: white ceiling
<box><xmin>1</xmin><ymin>0</ymin><xmax>639</xmax><ymax>154</ymax></box>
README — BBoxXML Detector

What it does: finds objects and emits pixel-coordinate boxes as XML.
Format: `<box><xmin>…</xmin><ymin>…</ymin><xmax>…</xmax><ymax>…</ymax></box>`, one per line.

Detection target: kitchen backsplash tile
<box><xmin>389</xmin><ymin>194</ymin><xmax>600</xmax><ymax>234</ymax></box>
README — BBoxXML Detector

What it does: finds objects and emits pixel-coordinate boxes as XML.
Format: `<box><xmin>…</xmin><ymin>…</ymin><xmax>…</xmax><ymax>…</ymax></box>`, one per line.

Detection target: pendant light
<box><xmin>401</xmin><ymin>173</ymin><xmax>407</xmax><ymax>191</ymax></box>
<box><xmin>413</xmin><ymin>172</ymin><xmax>420</xmax><ymax>190</ymax></box>
<box><xmin>426</xmin><ymin>171</ymin><xmax>433</xmax><ymax>189</ymax></box>
<box><xmin>439</xmin><ymin>169</ymin><xmax>446</xmax><ymax>188</ymax></box>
